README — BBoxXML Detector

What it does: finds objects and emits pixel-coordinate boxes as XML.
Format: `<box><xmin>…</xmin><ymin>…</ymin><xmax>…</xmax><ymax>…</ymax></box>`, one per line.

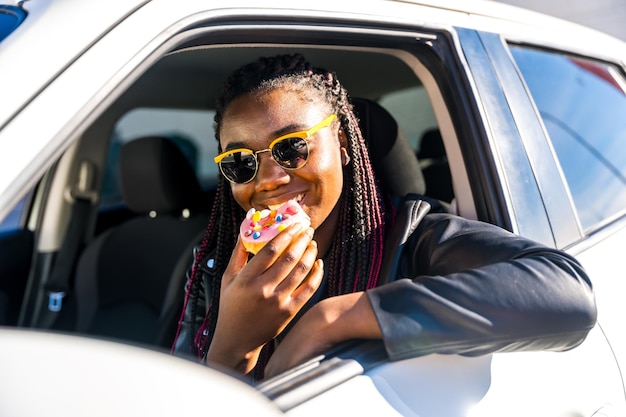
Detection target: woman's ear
<box><xmin>338</xmin><ymin>128</ymin><xmax>350</xmax><ymax>166</ymax></box>
<box><xmin>340</xmin><ymin>147</ymin><xmax>351</xmax><ymax>166</ymax></box>
<box><xmin>338</xmin><ymin>127</ymin><xmax>348</xmax><ymax>147</ymax></box>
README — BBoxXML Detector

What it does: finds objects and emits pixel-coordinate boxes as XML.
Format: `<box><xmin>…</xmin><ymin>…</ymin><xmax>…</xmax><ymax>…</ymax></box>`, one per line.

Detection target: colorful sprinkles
<box><xmin>240</xmin><ymin>200</ymin><xmax>310</xmax><ymax>254</ymax></box>
<box><xmin>243</xmin><ymin>207</ymin><xmax>293</xmax><ymax>240</ymax></box>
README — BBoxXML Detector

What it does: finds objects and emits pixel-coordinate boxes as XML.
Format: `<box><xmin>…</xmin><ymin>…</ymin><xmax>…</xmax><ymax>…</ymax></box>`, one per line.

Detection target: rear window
<box><xmin>101</xmin><ymin>108</ymin><xmax>218</xmax><ymax>208</ymax></box>
<box><xmin>510</xmin><ymin>45</ymin><xmax>626</xmax><ymax>232</ymax></box>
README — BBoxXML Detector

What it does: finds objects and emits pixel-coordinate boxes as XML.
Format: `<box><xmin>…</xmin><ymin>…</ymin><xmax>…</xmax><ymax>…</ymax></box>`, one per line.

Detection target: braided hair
<box><xmin>175</xmin><ymin>53</ymin><xmax>392</xmax><ymax>375</ymax></box>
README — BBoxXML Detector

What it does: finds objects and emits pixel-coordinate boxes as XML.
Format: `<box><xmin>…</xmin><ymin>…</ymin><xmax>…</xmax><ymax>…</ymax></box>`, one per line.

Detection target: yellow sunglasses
<box><xmin>214</xmin><ymin>114</ymin><xmax>337</xmax><ymax>184</ymax></box>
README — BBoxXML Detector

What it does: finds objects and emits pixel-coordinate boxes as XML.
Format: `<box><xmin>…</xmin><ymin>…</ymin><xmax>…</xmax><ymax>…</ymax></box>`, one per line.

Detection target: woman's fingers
<box><xmin>217</xmin><ymin>223</ymin><xmax>321</xmax><ymax>342</ymax></box>
<box><xmin>251</xmin><ymin>222</ymin><xmax>309</xmax><ymax>263</ymax></box>
<box><xmin>278</xmin><ymin>241</ymin><xmax>324</xmax><ymax>301</ymax></box>
<box><xmin>249</xmin><ymin>224</ymin><xmax>318</xmax><ymax>284</ymax></box>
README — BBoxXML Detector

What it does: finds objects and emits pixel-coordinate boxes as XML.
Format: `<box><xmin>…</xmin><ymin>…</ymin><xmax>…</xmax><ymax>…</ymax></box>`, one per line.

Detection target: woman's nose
<box><xmin>254</xmin><ymin>153</ymin><xmax>290</xmax><ymax>190</ymax></box>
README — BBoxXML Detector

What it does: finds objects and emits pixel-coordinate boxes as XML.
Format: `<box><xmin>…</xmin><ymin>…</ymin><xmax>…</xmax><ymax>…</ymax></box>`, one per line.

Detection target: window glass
<box><xmin>0</xmin><ymin>197</ymin><xmax>26</xmax><ymax>234</ymax></box>
<box><xmin>379</xmin><ymin>85</ymin><xmax>438</xmax><ymax>151</ymax></box>
<box><xmin>380</xmin><ymin>86</ymin><xmax>454</xmax><ymax>203</ymax></box>
<box><xmin>510</xmin><ymin>46</ymin><xmax>626</xmax><ymax>231</ymax></box>
<box><xmin>101</xmin><ymin>108</ymin><xmax>218</xmax><ymax>208</ymax></box>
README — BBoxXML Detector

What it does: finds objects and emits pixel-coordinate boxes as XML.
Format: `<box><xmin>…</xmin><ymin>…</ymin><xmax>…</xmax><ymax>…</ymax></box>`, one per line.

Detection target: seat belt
<box><xmin>35</xmin><ymin>161</ymin><xmax>96</xmax><ymax>329</ymax></box>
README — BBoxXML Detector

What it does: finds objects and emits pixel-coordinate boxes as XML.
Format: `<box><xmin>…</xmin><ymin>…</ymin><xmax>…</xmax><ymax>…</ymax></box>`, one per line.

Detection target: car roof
<box><xmin>0</xmin><ymin>0</ymin><xmax>148</xmax><ymax>128</ymax></box>
<box><xmin>2</xmin><ymin>0</ymin><xmax>625</xmax><ymax>126</ymax></box>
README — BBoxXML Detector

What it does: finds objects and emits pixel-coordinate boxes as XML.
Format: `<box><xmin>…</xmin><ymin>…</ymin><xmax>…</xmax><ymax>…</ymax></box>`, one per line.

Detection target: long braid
<box><xmin>175</xmin><ymin>178</ymin><xmax>245</xmax><ymax>358</ymax></box>
<box><xmin>175</xmin><ymin>53</ymin><xmax>392</xmax><ymax>371</ymax></box>
<box><xmin>325</xmin><ymin>95</ymin><xmax>387</xmax><ymax>296</ymax></box>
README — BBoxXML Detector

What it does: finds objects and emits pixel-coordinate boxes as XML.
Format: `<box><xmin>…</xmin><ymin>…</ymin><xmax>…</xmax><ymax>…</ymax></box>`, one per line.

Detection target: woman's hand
<box><xmin>264</xmin><ymin>291</ymin><xmax>383</xmax><ymax>378</ymax></box>
<box><xmin>207</xmin><ymin>223</ymin><xmax>324</xmax><ymax>374</ymax></box>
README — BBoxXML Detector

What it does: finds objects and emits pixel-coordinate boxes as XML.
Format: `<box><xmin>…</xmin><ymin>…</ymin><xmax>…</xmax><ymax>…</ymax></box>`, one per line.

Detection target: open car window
<box><xmin>101</xmin><ymin>108</ymin><xmax>218</xmax><ymax>209</ymax></box>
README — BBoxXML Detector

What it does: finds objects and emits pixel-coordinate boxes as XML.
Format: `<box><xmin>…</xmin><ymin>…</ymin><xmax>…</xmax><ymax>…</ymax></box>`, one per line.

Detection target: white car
<box><xmin>1</xmin><ymin>1</ymin><xmax>625</xmax><ymax>416</ymax></box>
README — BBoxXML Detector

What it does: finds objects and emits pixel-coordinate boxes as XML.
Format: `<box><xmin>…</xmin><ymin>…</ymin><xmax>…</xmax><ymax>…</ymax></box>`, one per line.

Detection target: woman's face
<box><xmin>219</xmin><ymin>89</ymin><xmax>346</xmax><ymax>250</ymax></box>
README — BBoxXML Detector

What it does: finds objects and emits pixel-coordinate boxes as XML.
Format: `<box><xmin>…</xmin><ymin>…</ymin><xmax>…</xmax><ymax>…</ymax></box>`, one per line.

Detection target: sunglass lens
<box><xmin>219</xmin><ymin>151</ymin><xmax>257</xmax><ymax>183</ymax></box>
<box><xmin>272</xmin><ymin>137</ymin><xmax>308</xmax><ymax>169</ymax></box>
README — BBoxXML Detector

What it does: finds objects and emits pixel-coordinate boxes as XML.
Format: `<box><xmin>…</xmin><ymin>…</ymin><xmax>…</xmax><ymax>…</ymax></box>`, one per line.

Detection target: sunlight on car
<box><xmin>1</xmin><ymin>1</ymin><xmax>626</xmax><ymax>416</ymax></box>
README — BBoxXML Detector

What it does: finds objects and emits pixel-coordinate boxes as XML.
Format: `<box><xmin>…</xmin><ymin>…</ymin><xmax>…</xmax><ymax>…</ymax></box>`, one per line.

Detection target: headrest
<box><xmin>351</xmin><ymin>98</ymin><xmax>425</xmax><ymax>197</ymax></box>
<box><xmin>119</xmin><ymin>136</ymin><xmax>202</xmax><ymax>215</ymax></box>
<box><xmin>418</xmin><ymin>128</ymin><xmax>446</xmax><ymax>159</ymax></box>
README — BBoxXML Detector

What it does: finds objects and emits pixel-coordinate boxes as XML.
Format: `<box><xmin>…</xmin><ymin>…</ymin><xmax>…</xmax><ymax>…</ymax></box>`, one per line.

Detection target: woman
<box><xmin>172</xmin><ymin>53</ymin><xmax>596</xmax><ymax>380</ymax></box>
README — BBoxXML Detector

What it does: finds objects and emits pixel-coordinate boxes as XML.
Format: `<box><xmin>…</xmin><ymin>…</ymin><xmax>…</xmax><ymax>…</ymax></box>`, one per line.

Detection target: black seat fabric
<box><xmin>74</xmin><ymin>136</ymin><xmax>207</xmax><ymax>349</ymax></box>
<box><xmin>418</xmin><ymin>128</ymin><xmax>454</xmax><ymax>203</ymax></box>
<box><xmin>351</xmin><ymin>98</ymin><xmax>426</xmax><ymax>197</ymax></box>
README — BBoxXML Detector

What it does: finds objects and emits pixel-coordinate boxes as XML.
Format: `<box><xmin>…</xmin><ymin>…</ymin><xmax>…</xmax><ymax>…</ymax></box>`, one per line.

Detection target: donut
<box><xmin>240</xmin><ymin>200</ymin><xmax>311</xmax><ymax>254</ymax></box>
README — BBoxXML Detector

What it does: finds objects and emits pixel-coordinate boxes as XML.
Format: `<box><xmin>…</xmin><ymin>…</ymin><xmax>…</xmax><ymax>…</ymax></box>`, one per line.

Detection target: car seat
<box><xmin>351</xmin><ymin>98</ymin><xmax>426</xmax><ymax>198</ymax></box>
<box><xmin>418</xmin><ymin>128</ymin><xmax>454</xmax><ymax>203</ymax></box>
<box><xmin>72</xmin><ymin>136</ymin><xmax>208</xmax><ymax>349</ymax></box>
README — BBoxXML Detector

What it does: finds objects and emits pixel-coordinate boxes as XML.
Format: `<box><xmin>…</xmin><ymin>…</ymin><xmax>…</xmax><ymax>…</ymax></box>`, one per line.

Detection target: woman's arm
<box><xmin>368</xmin><ymin>213</ymin><xmax>596</xmax><ymax>361</ymax></box>
<box><xmin>207</xmin><ymin>224</ymin><xmax>324</xmax><ymax>374</ymax></box>
<box><xmin>265</xmin><ymin>291</ymin><xmax>380</xmax><ymax>377</ymax></box>
<box><xmin>266</xmin><ymin>213</ymin><xmax>596</xmax><ymax>376</ymax></box>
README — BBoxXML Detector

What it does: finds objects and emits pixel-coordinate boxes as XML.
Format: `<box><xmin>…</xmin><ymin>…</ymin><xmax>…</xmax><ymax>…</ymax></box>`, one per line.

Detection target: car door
<box><xmin>488</xmin><ymin>30</ymin><xmax>626</xmax><ymax>408</ymax></box>
<box><xmin>463</xmin><ymin>26</ymin><xmax>626</xmax><ymax>416</ymax></box>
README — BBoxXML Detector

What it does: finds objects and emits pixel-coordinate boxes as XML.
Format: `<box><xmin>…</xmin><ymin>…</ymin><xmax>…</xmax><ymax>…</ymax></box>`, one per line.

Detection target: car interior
<box><xmin>4</xmin><ymin>39</ymin><xmax>464</xmax><ymax>354</ymax></box>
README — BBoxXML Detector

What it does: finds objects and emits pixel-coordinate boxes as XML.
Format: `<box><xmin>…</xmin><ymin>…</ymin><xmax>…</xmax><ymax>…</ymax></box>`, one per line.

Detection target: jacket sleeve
<box><xmin>171</xmin><ymin>249</ymin><xmax>211</xmax><ymax>360</ymax></box>
<box><xmin>366</xmin><ymin>212</ymin><xmax>597</xmax><ymax>362</ymax></box>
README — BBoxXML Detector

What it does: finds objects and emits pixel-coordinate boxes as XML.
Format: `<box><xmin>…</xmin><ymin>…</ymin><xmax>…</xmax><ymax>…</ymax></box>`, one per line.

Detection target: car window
<box><xmin>0</xmin><ymin>196</ymin><xmax>27</xmax><ymax>234</ymax></box>
<box><xmin>101</xmin><ymin>108</ymin><xmax>218</xmax><ymax>208</ymax></box>
<box><xmin>379</xmin><ymin>86</ymin><xmax>455</xmax><ymax>204</ymax></box>
<box><xmin>379</xmin><ymin>85</ymin><xmax>438</xmax><ymax>152</ymax></box>
<box><xmin>510</xmin><ymin>45</ymin><xmax>626</xmax><ymax>231</ymax></box>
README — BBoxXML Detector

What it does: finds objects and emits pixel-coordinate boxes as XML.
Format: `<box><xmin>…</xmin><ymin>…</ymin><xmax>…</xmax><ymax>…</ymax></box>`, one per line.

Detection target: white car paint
<box><xmin>0</xmin><ymin>329</ymin><xmax>283</xmax><ymax>417</ymax></box>
<box><xmin>1</xmin><ymin>1</ymin><xmax>626</xmax><ymax>416</ymax></box>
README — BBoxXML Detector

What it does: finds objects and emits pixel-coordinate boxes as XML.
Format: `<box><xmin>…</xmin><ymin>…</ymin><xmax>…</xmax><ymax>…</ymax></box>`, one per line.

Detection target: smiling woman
<box><xmin>172</xmin><ymin>53</ymin><xmax>596</xmax><ymax>382</ymax></box>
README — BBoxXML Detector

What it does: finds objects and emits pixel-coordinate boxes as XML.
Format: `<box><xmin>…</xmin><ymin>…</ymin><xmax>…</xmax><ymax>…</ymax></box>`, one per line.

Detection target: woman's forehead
<box><xmin>220</xmin><ymin>91</ymin><xmax>329</xmax><ymax>146</ymax></box>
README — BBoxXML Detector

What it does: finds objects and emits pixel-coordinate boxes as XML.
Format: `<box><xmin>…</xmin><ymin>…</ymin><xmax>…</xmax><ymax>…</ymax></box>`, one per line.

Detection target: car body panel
<box><xmin>268</xmin><ymin>327</ymin><xmax>624</xmax><ymax>416</ymax></box>
<box><xmin>574</xmin><ymin>223</ymin><xmax>626</xmax><ymax>402</ymax></box>
<box><xmin>0</xmin><ymin>329</ymin><xmax>284</xmax><ymax>417</ymax></box>
<box><xmin>0</xmin><ymin>0</ymin><xmax>148</xmax><ymax>128</ymax></box>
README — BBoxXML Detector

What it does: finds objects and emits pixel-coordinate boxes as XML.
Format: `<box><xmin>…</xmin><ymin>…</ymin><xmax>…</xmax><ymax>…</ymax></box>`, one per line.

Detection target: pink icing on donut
<box><xmin>240</xmin><ymin>200</ymin><xmax>311</xmax><ymax>254</ymax></box>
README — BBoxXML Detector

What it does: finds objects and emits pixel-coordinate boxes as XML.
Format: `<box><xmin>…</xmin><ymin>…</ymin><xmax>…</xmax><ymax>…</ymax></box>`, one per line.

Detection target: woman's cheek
<box><xmin>230</xmin><ymin>183</ymin><xmax>253</xmax><ymax>211</ymax></box>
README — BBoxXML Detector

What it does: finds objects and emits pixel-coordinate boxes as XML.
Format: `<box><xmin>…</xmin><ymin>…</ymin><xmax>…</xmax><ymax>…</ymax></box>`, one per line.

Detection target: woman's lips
<box><xmin>265</xmin><ymin>194</ymin><xmax>305</xmax><ymax>211</ymax></box>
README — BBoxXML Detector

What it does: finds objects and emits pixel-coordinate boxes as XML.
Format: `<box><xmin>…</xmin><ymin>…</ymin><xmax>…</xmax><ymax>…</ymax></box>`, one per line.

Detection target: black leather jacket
<box><xmin>173</xmin><ymin>195</ymin><xmax>597</xmax><ymax>363</ymax></box>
